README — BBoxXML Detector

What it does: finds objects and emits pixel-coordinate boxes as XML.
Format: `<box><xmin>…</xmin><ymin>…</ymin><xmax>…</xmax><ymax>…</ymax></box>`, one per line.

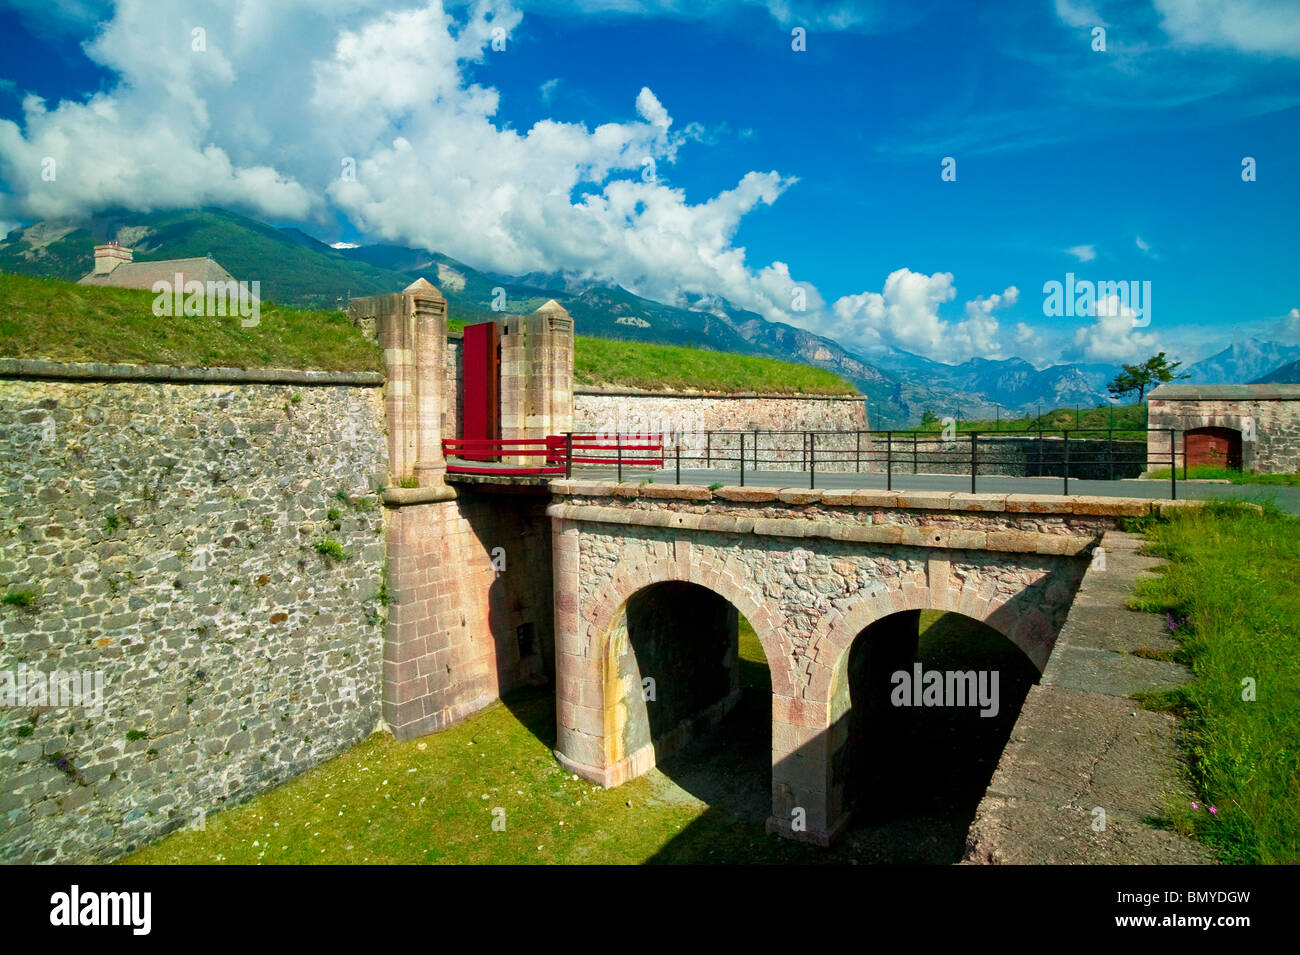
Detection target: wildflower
<box><xmin>1209</xmin><ymin>806</ymin><xmax>1218</xmax><ymax>814</ymax></box>
<box><xmin>1191</xmin><ymin>802</ymin><xmax>1199</xmax><ymax>809</ymax></box>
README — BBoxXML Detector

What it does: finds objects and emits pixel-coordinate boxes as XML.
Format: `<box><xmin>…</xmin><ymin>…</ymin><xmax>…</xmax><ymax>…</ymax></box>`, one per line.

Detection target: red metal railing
<box><xmin>442</xmin><ymin>437</ymin><xmax>567</xmax><ymax>476</ymax></box>
<box><xmin>442</xmin><ymin>433</ymin><xmax>665</xmax><ymax>477</ymax></box>
<box><xmin>568</xmin><ymin>434</ymin><xmax>664</xmax><ymax>470</ymax></box>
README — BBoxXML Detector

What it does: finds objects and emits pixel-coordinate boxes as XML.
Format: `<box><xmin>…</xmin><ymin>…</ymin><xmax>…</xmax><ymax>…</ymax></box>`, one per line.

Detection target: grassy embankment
<box><xmin>913</xmin><ymin>402</ymin><xmax>1148</xmax><ymax>438</ymax></box>
<box><xmin>0</xmin><ymin>272</ymin><xmax>856</xmax><ymax>395</ymax></box>
<box><xmin>1145</xmin><ymin>466</ymin><xmax>1300</xmax><ymax>486</ymax></box>
<box><xmin>1127</xmin><ymin>501</ymin><xmax>1299</xmax><ymax>864</ymax></box>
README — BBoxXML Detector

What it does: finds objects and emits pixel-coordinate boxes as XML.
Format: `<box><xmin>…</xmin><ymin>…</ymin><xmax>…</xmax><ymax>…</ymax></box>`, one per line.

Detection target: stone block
<box><xmin>716</xmin><ymin>486</ymin><xmax>778</xmax><ymax>503</ymax></box>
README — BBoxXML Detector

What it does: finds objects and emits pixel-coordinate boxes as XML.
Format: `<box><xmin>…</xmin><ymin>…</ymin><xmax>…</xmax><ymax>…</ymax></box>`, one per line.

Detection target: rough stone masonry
<box><xmin>0</xmin><ymin>366</ymin><xmax>387</xmax><ymax>863</ymax></box>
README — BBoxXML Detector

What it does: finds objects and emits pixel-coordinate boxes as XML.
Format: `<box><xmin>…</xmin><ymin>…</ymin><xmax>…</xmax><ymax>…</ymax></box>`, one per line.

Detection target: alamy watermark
<box><xmin>890</xmin><ymin>663</ymin><xmax>999</xmax><ymax>717</ymax></box>
<box><xmin>1042</xmin><ymin>272</ymin><xmax>1151</xmax><ymax>327</ymax></box>
<box><xmin>151</xmin><ymin>274</ymin><xmax>261</xmax><ymax>327</ymax></box>
<box><xmin>1</xmin><ymin>666</ymin><xmax>106</xmax><ymax>716</ymax></box>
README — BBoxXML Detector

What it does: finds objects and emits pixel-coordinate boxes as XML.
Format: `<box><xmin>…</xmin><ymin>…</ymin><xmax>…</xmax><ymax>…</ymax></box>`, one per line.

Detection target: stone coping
<box><xmin>1150</xmin><ymin>383</ymin><xmax>1300</xmax><ymax>401</ymax></box>
<box><xmin>381</xmin><ymin>485</ymin><xmax>459</xmax><ymax>506</ymax></box>
<box><xmin>574</xmin><ymin>385</ymin><xmax>863</xmax><ymax>400</ymax></box>
<box><xmin>547</xmin><ymin>479</ymin><xmax>1196</xmax><ymax>518</ymax></box>
<box><xmin>545</xmin><ymin>501</ymin><xmax>1098</xmax><ymax>555</ymax></box>
<box><xmin>0</xmin><ymin>357</ymin><xmax>384</xmax><ymax>386</ymax></box>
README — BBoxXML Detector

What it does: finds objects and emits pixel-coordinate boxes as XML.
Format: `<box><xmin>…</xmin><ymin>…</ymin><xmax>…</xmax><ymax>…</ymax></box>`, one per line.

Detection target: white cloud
<box><xmin>1053</xmin><ymin>0</ymin><xmax>1106</xmax><ymax>30</ymax></box>
<box><xmin>539</xmin><ymin>77</ymin><xmax>560</xmax><ymax>104</ymax></box>
<box><xmin>1065</xmin><ymin>244</ymin><xmax>1097</xmax><ymax>262</ymax></box>
<box><xmin>824</xmin><ymin>270</ymin><xmax>1021</xmax><ymax>362</ymax></box>
<box><xmin>1135</xmin><ymin>235</ymin><xmax>1150</xmax><ymax>252</ymax></box>
<box><xmin>1154</xmin><ymin>0</ymin><xmax>1300</xmax><ymax>58</ymax></box>
<box><xmin>1069</xmin><ymin>295</ymin><xmax>1163</xmax><ymax>362</ymax></box>
<box><xmin>0</xmin><ymin>0</ymin><xmax>813</xmax><ymax>321</ymax></box>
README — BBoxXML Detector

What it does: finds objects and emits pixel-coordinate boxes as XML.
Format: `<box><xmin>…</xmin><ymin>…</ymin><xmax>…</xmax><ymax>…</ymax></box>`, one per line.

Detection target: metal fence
<box><xmin>562</xmin><ymin>428</ymin><xmax>1180</xmax><ymax>499</ymax></box>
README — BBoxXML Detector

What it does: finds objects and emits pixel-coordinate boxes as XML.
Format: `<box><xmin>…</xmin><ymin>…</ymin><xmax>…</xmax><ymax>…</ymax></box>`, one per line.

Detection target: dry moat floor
<box><xmin>124</xmin><ymin>611</ymin><xmax>1038</xmax><ymax>865</ymax></box>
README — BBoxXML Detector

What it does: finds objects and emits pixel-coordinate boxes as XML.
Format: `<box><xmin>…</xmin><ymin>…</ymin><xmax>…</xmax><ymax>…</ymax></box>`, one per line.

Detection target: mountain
<box><xmin>1182</xmin><ymin>339</ymin><xmax>1300</xmax><ymax>385</ymax></box>
<box><xmin>0</xmin><ymin>208</ymin><xmax>408</xmax><ymax>308</ymax></box>
<box><xmin>1253</xmin><ymin>359</ymin><xmax>1300</xmax><ymax>384</ymax></box>
<box><xmin>0</xmin><ymin>205</ymin><xmax>1125</xmax><ymax>427</ymax></box>
<box><xmin>845</xmin><ymin>347</ymin><xmax>1120</xmax><ymax>419</ymax></box>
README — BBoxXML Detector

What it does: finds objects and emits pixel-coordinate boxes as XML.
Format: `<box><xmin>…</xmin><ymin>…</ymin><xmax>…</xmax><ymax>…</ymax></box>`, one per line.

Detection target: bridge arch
<box><xmin>556</xmin><ymin>545</ymin><xmax>801</xmax><ymax>790</ymax></box>
<box><xmin>583</xmin><ymin>550</ymin><xmax>798</xmax><ymax>699</ymax></box>
<box><xmin>803</xmin><ymin>577</ymin><xmax>1046</xmax><ymax>707</ymax></box>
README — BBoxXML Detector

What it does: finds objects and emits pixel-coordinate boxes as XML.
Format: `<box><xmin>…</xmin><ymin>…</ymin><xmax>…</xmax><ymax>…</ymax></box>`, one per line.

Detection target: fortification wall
<box><xmin>0</xmin><ymin>363</ymin><xmax>388</xmax><ymax>863</ymax></box>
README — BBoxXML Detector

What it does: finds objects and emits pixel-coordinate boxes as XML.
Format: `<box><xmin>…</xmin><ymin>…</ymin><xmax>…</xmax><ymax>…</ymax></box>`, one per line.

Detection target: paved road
<box><xmin>571</xmin><ymin>466</ymin><xmax>1300</xmax><ymax>513</ymax></box>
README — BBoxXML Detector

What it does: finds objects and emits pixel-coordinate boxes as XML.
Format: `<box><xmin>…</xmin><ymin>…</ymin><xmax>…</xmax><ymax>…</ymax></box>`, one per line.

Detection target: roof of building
<box><xmin>77</xmin><ymin>257</ymin><xmax>238</xmax><ymax>290</ymax></box>
<box><xmin>1149</xmin><ymin>383</ymin><xmax>1300</xmax><ymax>401</ymax></box>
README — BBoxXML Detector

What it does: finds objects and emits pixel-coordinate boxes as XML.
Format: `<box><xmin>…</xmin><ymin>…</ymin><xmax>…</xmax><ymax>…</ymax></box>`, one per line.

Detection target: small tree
<box><xmin>920</xmin><ymin>407</ymin><xmax>939</xmax><ymax>427</ymax></box>
<box><xmin>1108</xmin><ymin>351</ymin><xmax>1189</xmax><ymax>403</ymax></box>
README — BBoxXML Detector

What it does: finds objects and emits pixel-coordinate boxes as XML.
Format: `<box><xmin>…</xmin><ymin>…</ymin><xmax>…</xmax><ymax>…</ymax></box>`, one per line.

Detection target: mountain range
<box><xmin>1</xmin><ymin>207</ymin><xmax>1293</xmax><ymax>426</ymax></box>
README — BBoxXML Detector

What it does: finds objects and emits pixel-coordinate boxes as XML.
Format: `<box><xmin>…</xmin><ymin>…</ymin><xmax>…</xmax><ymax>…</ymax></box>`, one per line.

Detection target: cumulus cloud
<box><xmin>1065</xmin><ymin>244</ymin><xmax>1097</xmax><ymax>262</ymax></box>
<box><xmin>1068</xmin><ymin>295</ymin><xmax>1163</xmax><ymax>362</ymax></box>
<box><xmin>824</xmin><ymin>270</ymin><xmax>1021</xmax><ymax>362</ymax></box>
<box><xmin>0</xmin><ymin>0</ymin><xmax>813</xmax><ymax>319</ymax></box>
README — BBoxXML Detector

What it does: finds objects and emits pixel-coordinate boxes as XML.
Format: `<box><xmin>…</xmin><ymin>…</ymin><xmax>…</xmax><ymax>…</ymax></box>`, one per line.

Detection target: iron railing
<box><xmin>446</xmin><ymin>429</ymin><xmax>1181</xmax><ymax>499</ymax></box>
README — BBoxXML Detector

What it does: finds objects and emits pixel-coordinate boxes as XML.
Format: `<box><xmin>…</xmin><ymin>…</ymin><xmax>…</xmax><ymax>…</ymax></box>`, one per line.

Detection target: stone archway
<box><xmin>554</xmin><ymin>546</ymin><xmax>797</xmax><ymax>788</ymax></box>
<box><xmin>1185</xmin><ymin>426</ymin><xmax>1242</xmax><ymax>471</ymax></box>
<box><xmin>769</xmin><ymin>560</ymin><xmax>1079</xmax><ymax>845</ymax></box>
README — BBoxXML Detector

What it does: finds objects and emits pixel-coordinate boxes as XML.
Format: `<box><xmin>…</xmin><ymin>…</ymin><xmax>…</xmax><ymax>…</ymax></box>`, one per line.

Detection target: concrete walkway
<box><xmin>573</xmin><ymin>465</ymin><xmax>1300</xmax><ymax>514</ymax></box>
<box><xmin>962</xmin><ymin>530</ymin><xmax>1214</xmax><ymax>864</ymax></box>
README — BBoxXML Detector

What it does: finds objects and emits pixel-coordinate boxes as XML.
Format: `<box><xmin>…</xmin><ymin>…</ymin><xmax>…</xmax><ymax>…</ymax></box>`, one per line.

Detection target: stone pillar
<box><xmin>497</xmin><ymin>300</ymin><xmax>574</xmax><ymax>465</ymax></box>
<box><xmin>552</xmin><ymin>516</ymin><xmax>610</xmax><ymax>778</ymax></box>
<box><xmin>767</xmin><ymin>610</ymin><xmax>920</xmax><ymax>846</ymax></box>
<box><xmin>528</xmin><ymin>300</ymin><xmax>574</xmax><ymax>437</ymax></box>
<box><xmin>767</xmin><ymin>694</ymin><xmax>839</xmax><ymax>845</ymax></box>
<box><xmin>409</xmin><ymin>279</ymin><xmax>448</xmax><ymax>487</ymax></box>
<box><xmin>348</xmin><ymin>278</ymin><xmax>447</xmax><ymax>487</ymax></box>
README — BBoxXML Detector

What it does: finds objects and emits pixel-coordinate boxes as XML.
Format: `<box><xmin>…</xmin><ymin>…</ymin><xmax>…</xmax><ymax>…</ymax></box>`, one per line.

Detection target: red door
<box><xmin>1185</xmin><ymin>427</ymin><xmax>1242</xmax><ymax>471</ymax></box>
<box><xmin>462</xmin><ymin>322</ymin><xmax>500</xmax><ymax>461</ymax></box>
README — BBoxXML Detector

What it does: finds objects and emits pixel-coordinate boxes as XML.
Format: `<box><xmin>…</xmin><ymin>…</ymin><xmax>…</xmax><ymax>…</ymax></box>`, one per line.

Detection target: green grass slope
<box><xmin>1128</xmin><ymin>502</ymin><xmax>1300</xmax><ymax>864</ymax></box>
<box><xmin>0</xmin><ymin>273</ymin><xmax>856</xmax><ymax>394</ymax></box>
<box><xmin>0</xmin><ymin>272</ymin><xmax>382</xmax><ymax>372</ymax></box>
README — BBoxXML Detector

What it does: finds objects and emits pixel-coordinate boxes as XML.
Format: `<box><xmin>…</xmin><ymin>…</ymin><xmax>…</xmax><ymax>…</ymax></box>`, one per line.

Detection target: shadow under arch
<box><xmin>829</xmin><ymin>606</ymin><xmax>1041</xmax><ymax>861</ymax></box>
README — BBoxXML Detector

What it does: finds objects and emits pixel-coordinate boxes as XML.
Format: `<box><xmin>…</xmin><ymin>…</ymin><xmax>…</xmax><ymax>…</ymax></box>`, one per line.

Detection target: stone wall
<box><xmin>0</xmin><ymin>367</ymin><xmax>388</xmax><ymax>863</ymax></box>
<box><xmin>1148</xmin><ymin>392</ymin><xmax>1300</xmax><ymax>473</ymax></box>
<box><xmin>573</xmin><ymin>390</ymin><xmax>868</xmax><ymax>471</ymax></box>
<box><xmin>382</xmin><ymin>486</ymin><xmax>554</xmax><ymax>741</ymax></box>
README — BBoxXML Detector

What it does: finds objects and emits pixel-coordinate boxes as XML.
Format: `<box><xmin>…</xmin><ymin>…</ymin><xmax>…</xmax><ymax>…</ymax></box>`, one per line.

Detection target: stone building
<box><xmin>76</xmin><ymin>241</ymin><xmax>239</xmax><ymax>290</ymax></box>
<box><xmin>1147</xmin><ymin>383</ymin><xmax>1300</xmax><ymax>474</ymax></box>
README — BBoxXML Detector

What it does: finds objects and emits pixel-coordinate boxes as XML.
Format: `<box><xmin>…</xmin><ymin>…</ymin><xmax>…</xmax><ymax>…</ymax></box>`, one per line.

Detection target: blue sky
<box><xmin>0</xmin><ymin>0</ymin><xmax>1297</xmax><ymax>369</ymax></box>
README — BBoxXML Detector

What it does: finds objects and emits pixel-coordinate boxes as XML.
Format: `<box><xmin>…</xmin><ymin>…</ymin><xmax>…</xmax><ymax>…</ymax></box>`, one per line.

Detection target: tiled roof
<box><xmin>77</xmin><ymin>257</ymin><xmax>238</xmax><ymax>289</ymax></box>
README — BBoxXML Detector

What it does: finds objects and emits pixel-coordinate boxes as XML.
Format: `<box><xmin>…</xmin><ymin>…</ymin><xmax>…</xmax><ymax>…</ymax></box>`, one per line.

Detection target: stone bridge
<box><xmin>543</xmin><ymin>479</ymin><xmax>1151</xmax><ymax>845</ymax></box>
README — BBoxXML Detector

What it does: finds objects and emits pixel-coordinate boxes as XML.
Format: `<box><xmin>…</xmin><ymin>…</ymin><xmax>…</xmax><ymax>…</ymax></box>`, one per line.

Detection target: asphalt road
<box><xmin>571</xmin><ymin>466</ymin><xmax>1300</xmax><ymax>514</ymax></box>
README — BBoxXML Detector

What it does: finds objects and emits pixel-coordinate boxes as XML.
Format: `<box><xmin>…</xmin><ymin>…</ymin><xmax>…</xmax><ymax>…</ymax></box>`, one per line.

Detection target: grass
<box><xmin>1146</xmin><ymin>466</ymin><xmax>1300</xmax><ymax>486</ymax></box>
<box><xmin>914</xmin><ymin>402</ymin><xmax>1148</xmax><ymax>438</ymax></box>
<box><xmin>122</xmin><ymin>611</ymin><xmax>1029</xmax><ymax>865</ymax></box>
<box><xmin>1127</xmin><ymin>501</ymin><xmax>1300</xmax><ymax>864</ymax></box>
<box><xmin>0</xmin><ymin>272</ymin><xmax>383</xmax><ymax>372</ymax></box>
<box><xmin>573</xmin><ymin>334</ymin><xmax>858</xmax><ymax>396</ymax></box>
<box><xmin>2</xmin><ymin>588</ymin><xmax>40</xmax><ymax>608</ymax></box>
<box><xmin>313</xmin><ymin>537</ymin><xmax>347</xmax><ymax>561</ymax></box>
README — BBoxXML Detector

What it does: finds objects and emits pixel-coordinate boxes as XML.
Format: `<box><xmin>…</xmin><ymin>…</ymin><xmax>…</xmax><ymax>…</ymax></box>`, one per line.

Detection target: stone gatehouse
<box><xmin>1147</xmin><ymin>384</ymin><xmax>1300</xmax><ymax>474</ymax></box>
